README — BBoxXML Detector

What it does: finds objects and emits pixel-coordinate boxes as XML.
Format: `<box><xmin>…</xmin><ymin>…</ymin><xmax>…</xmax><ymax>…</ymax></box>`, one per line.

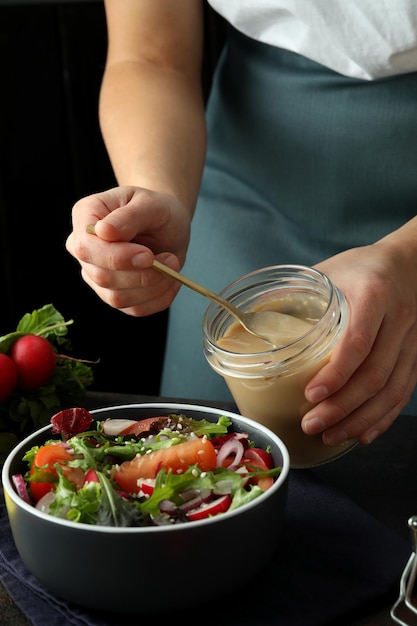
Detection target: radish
<box><xmin>9</xmin><ymin>334</ymin><xmax>56</xmax><ymax>391</ymax></box>
<box><xmin>0</xmin><ymin>353</ymin><xmax>18</xmax><ymax>401</ymax></box>
<box><xmin>84</xmin><ymin>468</ymin><xmax>100</xmax><ymax>483</ymax></box>
<box><xmin>186</xmin><ymin>494</ymin><xmax>232</xmax><ymax>521</ymax></box>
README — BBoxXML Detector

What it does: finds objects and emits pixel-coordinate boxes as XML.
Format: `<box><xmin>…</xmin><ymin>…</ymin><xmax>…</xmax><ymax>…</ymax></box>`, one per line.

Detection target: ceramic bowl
<box><xmin>2</xmin><ymin>403</ymin><xmax>290</xmax><ymax>614</ymax></box>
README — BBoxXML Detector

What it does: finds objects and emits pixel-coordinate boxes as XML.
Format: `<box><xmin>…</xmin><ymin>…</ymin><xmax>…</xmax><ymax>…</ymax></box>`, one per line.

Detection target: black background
<box><xmin>0</xmin><ymin>0</ymin><xmax>225</xmax><ymax>395</ymax></box>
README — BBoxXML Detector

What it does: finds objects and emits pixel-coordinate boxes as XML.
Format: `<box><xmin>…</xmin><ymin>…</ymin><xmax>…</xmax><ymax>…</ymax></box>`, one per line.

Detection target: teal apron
<box><xmin>160</xmin><ymin>26</ymin><xmax>417</xmax><ymax>413</ymax></box>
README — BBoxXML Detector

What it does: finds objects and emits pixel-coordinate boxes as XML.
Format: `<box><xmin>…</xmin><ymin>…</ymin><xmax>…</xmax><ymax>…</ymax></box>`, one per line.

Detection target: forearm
<box><xmin>99</xmin><ymin>62</ymin><xmax>207</xmax><ymax>215</ymax></box>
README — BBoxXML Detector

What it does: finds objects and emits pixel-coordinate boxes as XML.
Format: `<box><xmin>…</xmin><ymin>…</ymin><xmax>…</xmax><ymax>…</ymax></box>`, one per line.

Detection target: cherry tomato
<box><xmin>242</xmin><ymin>449</ymin><xmax>274</xmax><ymax>491</ymax></box>
<box><xmin>29</xmin><ymin>444</ymin><xmax>84</xmax><ymax>502</ymax></box>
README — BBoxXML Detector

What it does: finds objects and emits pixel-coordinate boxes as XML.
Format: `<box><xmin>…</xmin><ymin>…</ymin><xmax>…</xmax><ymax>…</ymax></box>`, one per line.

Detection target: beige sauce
<box><xmin>217</xmin><ymin>297</ymin><xmax>354</xmax><ymax>467</ymax></box>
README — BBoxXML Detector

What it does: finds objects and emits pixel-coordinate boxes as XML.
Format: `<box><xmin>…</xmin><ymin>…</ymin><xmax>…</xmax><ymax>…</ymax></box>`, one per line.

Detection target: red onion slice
<box><xmin>12</xmin><ymin>474</ymin><xmax>31</xmax><ymax>504</ymax></box>
<box><xmin>216</xmin><ymin>437</ymin><xmax>245</xmax><ymax>470</ymax></box>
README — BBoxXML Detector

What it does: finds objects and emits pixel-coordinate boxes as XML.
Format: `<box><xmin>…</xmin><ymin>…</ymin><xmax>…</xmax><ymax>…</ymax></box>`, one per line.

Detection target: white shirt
<box><xmin>207</xmin><ymin>0</ymin><xmax>417</xmax><ymax>80</ymax></box>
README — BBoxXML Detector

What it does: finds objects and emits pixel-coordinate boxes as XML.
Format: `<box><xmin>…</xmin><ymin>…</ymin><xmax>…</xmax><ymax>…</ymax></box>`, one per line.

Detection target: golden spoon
<box><xmin>85</xmin><ymin>225</ymin><xmax>310</xmax><ymax>346</ymax></box>
<box><xmin>152</xmin><ymin>259</ymin><xmax>312</xmax><ymax>346</ymax></box>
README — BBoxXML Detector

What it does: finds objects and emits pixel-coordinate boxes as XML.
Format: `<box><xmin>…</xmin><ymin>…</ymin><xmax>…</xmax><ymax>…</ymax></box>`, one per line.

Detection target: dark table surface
<box><xmin>1</xmin><ymin>390</ymin><xmax>417</xmax><ymax>626</ymax></box>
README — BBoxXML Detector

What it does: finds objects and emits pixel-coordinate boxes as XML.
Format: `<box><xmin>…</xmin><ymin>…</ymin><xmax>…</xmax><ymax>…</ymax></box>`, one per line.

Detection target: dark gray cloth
<box><xmin>0</xmin><ymin>470</ymin><xmax>410</xmax><ymax>625</ymax></box>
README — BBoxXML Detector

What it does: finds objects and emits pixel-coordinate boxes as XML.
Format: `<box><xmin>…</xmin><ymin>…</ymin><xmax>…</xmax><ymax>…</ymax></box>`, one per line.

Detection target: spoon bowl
<box><xmin>152</xmin><ymin>260</ymin><xmax>311</xmax><ymax>346</ymax></box>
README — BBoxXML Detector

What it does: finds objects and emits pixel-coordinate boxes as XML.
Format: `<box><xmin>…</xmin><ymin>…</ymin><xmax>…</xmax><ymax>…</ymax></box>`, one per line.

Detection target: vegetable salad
<box><xmin>12</xmin><ymin>408</ymin><xmax>281</xmax><ymax>527</ymax></box>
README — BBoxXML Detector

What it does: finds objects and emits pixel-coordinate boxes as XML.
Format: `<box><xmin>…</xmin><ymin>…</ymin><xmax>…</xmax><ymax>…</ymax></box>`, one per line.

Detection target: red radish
<box><xmin>84</xmin><ymin>468</ymin><xmax>100</xmax><ymax>483</ymax></box>
<box><xmin>101</xmin><ymin>419</ymin><xmax>140</xmax><ymax>437</ymax></box>
<box><xmin>186</xmin><ymin>494</ymin><xmax>232</xmax><ymax>521</ymax></box>
<box><xmin>0</xmin><ymin>353</ymin><xmax>18</xmax><ymax>401</ymax></box>
<box><xmin>9</xmin><ymin>334</ymin><xmax>56</xmax><ymax>391</ymax></box>
<box><xmin>138</xmin><ymin>478</ymin><xmax>155</xmax><ymax>496</ymax></box>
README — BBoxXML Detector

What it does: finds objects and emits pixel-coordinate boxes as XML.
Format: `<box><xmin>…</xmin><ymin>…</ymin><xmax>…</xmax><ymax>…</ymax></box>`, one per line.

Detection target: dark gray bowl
<box><xmin>2</xmin><ymin>403</ymin><xmax>290</xmax><ymax>614</ymax></box>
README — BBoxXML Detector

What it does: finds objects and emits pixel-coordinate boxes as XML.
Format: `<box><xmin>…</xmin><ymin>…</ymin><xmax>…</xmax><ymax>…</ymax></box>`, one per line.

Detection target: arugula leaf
<box><xmin>96</xmin><ymin>472</ymin><xmax>145</xmax><ymax>527</ymax></box>
<box><xmin>68</xmin><ymin>436</ymin><xmax>100</xmax><ymax>471</ymax></box>
<box><xmin>49</xmin><ymin>470</ymin><xmax>81</xmax><ymax>518</ymax></box>
<box><xmin>229</xmin><ymin>484</ymin><xmax>265</xmax><ymax>510</ymax></box>
<box><xmin>137</xmin><ymin>463</ymin><xmax>267</xmax><ymax>518</ymax></box>
<box><xmin>169</xmin><ymin>414</ymin><xmax>232</xmax><ymax>438</ymax></box>
<box><xmin>139</xmin><ymin>469</ymin><xmax>199</xmax><ymax>516</ymax></box>
<box><xmin>108</xmin><ymin>435</ymin><xmax>185</xmax><ymax>461</ymax></box>
<box><xmin>66</xmin><ymin>482</ymin><xmax>102</xmax><ymax>525</ymax></box>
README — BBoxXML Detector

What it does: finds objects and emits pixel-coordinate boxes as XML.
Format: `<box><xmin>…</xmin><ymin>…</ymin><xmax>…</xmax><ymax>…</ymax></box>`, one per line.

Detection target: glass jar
<box><xmin>203</xmin><ymin>265</ymin><xmax>356</xmax><ymax>468</ymax></box>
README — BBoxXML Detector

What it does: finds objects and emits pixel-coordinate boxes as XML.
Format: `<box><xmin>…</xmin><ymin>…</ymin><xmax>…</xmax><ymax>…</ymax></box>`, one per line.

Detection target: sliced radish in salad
<box><xmin>84</xmin><ymin>468</ymin><xmax>99</xmax><ymax>483</ymax></box>
<box><xmin>186</xmin><ymin>494</ymin><xmax>232</xmax><ymax>521</ymax></box>
<box><xmin>138</xmin><ymin>478</ymin><xmax>155</xmax><ymax>496</ymax></box>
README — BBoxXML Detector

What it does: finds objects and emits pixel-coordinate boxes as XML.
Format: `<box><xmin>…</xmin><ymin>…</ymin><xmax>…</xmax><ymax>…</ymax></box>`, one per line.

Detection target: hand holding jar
<box><xmin>302</xmin><ymin>234</ymin><xmax>417</xmax><ymax>449</ymax></box>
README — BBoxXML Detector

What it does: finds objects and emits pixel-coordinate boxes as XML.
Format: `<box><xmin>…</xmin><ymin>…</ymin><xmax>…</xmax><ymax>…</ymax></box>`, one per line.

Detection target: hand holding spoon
<box><xmin>85</xmin><ymin>225</ymin><xmax>311</xmax><ymax>346</ymax></box>
<box><xmin>152</xmin><ymin>260</ymin><xmax>312</xmax><ymax>346</ymax></box>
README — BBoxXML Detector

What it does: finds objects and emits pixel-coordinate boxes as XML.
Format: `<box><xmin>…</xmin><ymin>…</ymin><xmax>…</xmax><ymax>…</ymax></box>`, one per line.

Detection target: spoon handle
<box><xmin>152</xmin><ymin>260</ymin><xmax>240</xmax><ymax>318</ymax></box>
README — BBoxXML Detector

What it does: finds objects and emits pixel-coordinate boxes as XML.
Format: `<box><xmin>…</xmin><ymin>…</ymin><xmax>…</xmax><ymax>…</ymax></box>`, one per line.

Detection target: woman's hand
<box><xmin>302</xmin><ymin>232</ymin><xmax>417</xmax><ymax>446</ymax></box>
<box><xmin>65</xmin><ymin>185</ymin><xmax>191</xmax><ymax>316</ymax></box>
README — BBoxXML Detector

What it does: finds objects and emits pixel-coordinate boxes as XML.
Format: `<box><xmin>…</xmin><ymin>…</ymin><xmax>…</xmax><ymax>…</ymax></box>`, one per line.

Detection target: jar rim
<box><xmin>202</xmin><ymin>264</ymin><xmax>348</xmax><ymax>377</ymax></box>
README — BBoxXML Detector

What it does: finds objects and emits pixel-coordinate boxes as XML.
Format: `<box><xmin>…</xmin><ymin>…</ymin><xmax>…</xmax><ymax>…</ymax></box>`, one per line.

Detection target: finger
<box><xmin>69</xmin><ymin>229</ymin><xmax>154</xmax><ymax>270</ymax></box>
<box><xmin>302</xmin><ymin>331</ymin><xmax>417</xmax><ymax>445</ymax></box>
<box><xmin>320</xmin><ymin>363</ymin><xmax>415</xmax><ymax>447</ymax></box>
<box><xmin>302</xmin><ymin>312</ymin><xmax>412</xmax><ymax>435</ymax></box>
<box><xmin>70</xmin><ymin>188</ymin><xmax>126</xmax><ymax>233</ymax></box>
<box><xmin>80</xmin><ymin>263</ymin><xmax>181</xmax><ymax>316</ymax></box>
<box><xmin>84</xmin><ymin>252</ymin><xmax>180</xmax><ymax>289</ymax></box>
<box><xmin>93</xmin><ymin>189</ymin><xmax>172</xmax><ymax>244</ymax></box>
<box><xmin>359</xmin><ymin>354</ymin><xmax>417</xmax><ymax>444</ymax></box>
<box><xmin>305</xmin><ymin>295</ymin><xmax>382</xmax><ymax>404</ymax></box>
<box><xmin>324</xmin><ymin>337</ymin><xmax>417</xmax><ymax>446</ymax></box>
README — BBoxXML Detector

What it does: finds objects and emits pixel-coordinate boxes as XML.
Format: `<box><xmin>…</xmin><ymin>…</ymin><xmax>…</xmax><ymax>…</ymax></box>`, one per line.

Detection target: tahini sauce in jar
<box><xmin>203</xmin><ymin>265</ymin><xmax>356</xmax><ymax>468</ymax></box>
